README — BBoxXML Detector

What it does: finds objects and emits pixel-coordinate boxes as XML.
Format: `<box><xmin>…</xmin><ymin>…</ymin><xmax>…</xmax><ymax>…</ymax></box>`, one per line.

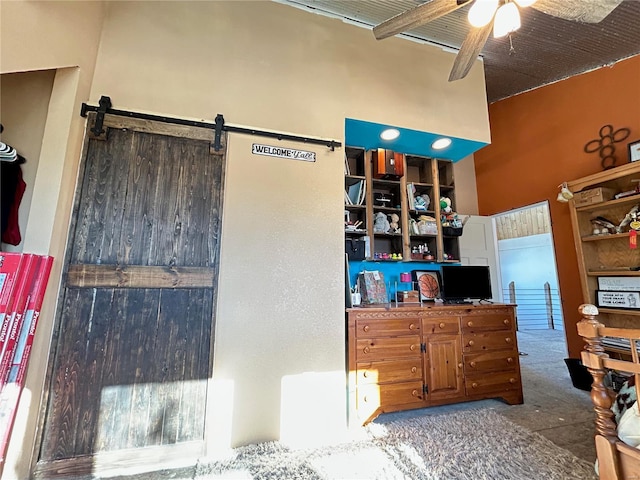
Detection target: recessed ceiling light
<box><xmin>380</xmin><ymin>128</ymin><xmax>400</xmax><ymax>141</ymax></box>
<box><xmin>432</xmin><ymin>137</ymin><xmax>452</xmax><ymax>150</ymax></box>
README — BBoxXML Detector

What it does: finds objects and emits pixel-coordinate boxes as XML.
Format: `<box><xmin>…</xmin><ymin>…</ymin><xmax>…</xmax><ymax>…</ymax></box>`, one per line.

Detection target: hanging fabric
<box><xmin>0</xmin><ymin>123</ymin><xmax>26</xmax><ymax>245</ymax></box>
<box><xmin>1</xmin><ymin>155</ymin><xmax>26</xmax><ymax>245</ymax></box>
<box><xmin>0</xmin><ymin>141</ymin><xmax>18</xmax><ymax>163</ymax></box>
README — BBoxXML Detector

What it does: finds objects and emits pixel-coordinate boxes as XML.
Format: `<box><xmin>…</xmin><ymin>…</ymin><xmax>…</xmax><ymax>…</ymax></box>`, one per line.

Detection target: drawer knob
<box><xmin>409</xmin><ymin>323</ymin><xmax>416</xmax><ymax>330</ymax></box>
<box><xmin>439</xmin><ymin>322</ymin><xmax>446</xmax><ymax>329</ymax></box>
<box><xmin>363</xmin><ymin>325</ymin><xmax>370</xmax><ymax>332</ymax></box>
<box><xmin>509</xmin><ymin>377</ymin><xmax>517</xmax><ymax>384</ymax></box>
<box><xmin>363</xmin><ymin>370</ymin><xmax>369</xmax><ymax>377</ymax></box>
<box><xmin>458</xmin><ymin>363</ymin><xmax>463</xmax><ymax>369</ymax></box>
<box><xmin>470</xmin><ymin>361</ymin><xmax>477</xmax><ymax>368</ymax></box>
<box><xmin>503</xmin><ymin>319</ymin><xmax>510</xmax><ymax>325</ymax></box>
<box><xmin>363</xmin><ymin>395</ymin><xmax>369</xmax><ymax>403</ymax></box>
<box><xmin>505</xmin><ymin>337</ymin><xmax>512</xmax><ymax>343</ymax></box>
<box><xmin>410</xmin><ymin>344</ymin><xmax>416</xmax><ymax>351</ymax></box>
<box><xmin>412</xmin><ymin>389</ymin><xmax>419</xmax><ymax>397</ymax></box>
<box><xmin>363</xmin><ymin>346</ymin><xmax>370</xmax><ymax>354</ymax></box>
<box><xmin>468</xmin><ymin>340</ymin><xmax>475</xmax><ymax>346</ymax></box>
<box><xmin>507</xmin><ymin>357</ymin><xmax>514</xmax><ymax>364</ymax></box>
<box><xmin>411</xmin><ymin>366</ymin><xmax>417</xmax><ymax>373</ymax></box>
<box><xmin>471</xmin><ymin>382</ymin><xmax>478</xmax><ymax>389</ymax></box>
<box><xmin>467</xmin><ymin>321</ymin><xmax>473</xmax><ymax>327</ymax></box>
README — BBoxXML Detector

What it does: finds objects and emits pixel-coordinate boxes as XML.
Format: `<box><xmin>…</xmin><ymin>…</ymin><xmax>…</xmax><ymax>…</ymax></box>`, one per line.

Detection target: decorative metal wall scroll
<box><xmin>584</xmin><ymin>124</ymin><xmax>631</xmax><ymax>170</ymax></box>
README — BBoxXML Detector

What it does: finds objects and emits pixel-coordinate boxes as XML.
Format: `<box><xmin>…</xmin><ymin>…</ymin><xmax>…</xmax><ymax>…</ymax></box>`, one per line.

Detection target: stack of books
<box><xmin>407</xmin><ymin>182</ymin><xmax>416</xmax><ymax>210</ymax></box>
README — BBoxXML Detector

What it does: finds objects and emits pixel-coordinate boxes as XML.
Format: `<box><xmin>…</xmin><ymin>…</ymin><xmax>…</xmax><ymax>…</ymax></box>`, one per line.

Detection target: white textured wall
<box><xmin>454</xmin><ymin>155</ymin><xmax>480</xmax><ymax>215</ymax></box>
<box><xmin>90</xmin><ymin>1</ymin><xmax>490</xmax><ymax>144</ymax></box>
<box><xmin>1</xmin><ymin>0</ymin><xmax>491</xmax><ymax>472</ymax></box>
<box><xmin>213</xmin><ymin>134</ymin><xmax>346</xmax><ymax>447</ymax></box>
<box><xmin>89</xmin><ymin>0</ymin><xmax>490</xmax><ymax>449</ymax></box>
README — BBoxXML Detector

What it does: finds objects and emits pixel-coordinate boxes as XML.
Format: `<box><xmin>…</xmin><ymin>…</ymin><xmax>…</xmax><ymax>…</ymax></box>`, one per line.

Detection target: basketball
<box><xmin>418</xmin><ymin>273</ymin><xmax>439</xmax><ymax>299</ymax></box>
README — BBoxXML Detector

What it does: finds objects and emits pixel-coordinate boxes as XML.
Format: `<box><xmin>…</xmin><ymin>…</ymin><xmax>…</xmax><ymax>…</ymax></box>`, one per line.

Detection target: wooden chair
<box><xmin>578</xmin><ymin>304</ymin><xmax>640</xmax><ymax>479</ymax></box>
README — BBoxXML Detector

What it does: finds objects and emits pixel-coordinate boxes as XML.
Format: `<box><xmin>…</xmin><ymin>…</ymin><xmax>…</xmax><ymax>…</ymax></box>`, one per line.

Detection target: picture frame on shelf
<box><xmin>358</xmin><ymin>270</ymin><xmax>388</xmax><ymax>305</ymax></box>
<box><xmin>629</xmin><ymin>139</ymin><xmax>640</xmax><ymax>163</ymax></box>
<box><xmin>412</xmin><ymin>270</ymin><xmax>441</xmax><ymax>301</ymax></box>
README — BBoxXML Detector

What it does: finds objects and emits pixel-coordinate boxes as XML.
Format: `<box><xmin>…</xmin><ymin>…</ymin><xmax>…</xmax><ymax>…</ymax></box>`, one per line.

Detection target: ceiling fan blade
<box><xmin>448</xmin><ymin>22</ymin><xmax>492</xmax><ymax>81</ymax></box>
<box><xmin>373</xmin><ymin>0</ymin><xmax>470</xmax><ymax>40</ymax></box>
<box><xmin>531</xmin><ymin>0</ymin><xmax>623</xmax><ymax>24</ymax></box>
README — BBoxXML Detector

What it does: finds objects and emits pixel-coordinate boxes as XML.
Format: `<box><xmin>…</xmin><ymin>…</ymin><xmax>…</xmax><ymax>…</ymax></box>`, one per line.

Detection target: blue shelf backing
<box><xmin>348</xmin><ymin>260</ymin><xmax>456</xmax><ymax>300</ymax></box>
<box><xmin>345</xmin><ymin>118</ymin><xmax>487</xmax><ymax>163</ymax></box>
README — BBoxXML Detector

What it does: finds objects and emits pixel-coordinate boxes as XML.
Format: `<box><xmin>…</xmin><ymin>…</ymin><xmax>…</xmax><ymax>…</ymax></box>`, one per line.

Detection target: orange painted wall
<box><xmin>475</xmin><ymin>55</ymin><xmax>640</xmax><ymax>358</ymax></box>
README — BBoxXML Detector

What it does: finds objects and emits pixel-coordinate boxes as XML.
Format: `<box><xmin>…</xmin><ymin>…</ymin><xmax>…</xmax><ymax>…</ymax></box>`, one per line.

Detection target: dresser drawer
<box><xmin>355</xmin><ymin>317</ymin><xmax>420</xmax><ymax>337</ymax></box>
<box><xmin>462</xmin><ymin>314</ymin><xmax>514</xmax><ymax>333</ymax></box>
<box><xmin>356</xmin><ymin>335</ymin><xmax>421</xmax><ymax>361</ymax></box>
<box><xmin>465</xmin><ymin>371</ymin><xmax>521</xmax><ymax>396</ymax></box>
<box><xmin>357</xmin><ymin>359</ymin><xmax>422</xmax><ymax>385</ymax></box>
<box><xmin>358</xmin><ymin>381</ymin><xmax>424</xmax><ymax>409</ymax></box>
<box><xmin>464</xmin><ymin>350</ymin><xmax>518</xmax><ymax>374</ymax></box>
<box><xmin>422</xmin><ymin>316</ymin><xmax>459</xmax><ymax>335</ymax></box>
<box><xmin>462</xmin><ymin>332</ymin><xmax>516</xmax><ymax>353</ymax></box>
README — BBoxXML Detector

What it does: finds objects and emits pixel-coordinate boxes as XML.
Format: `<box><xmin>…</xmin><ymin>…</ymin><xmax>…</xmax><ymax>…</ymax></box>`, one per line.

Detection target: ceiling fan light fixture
<box><xmin>431</xmin><ymin>137</ymin><xmax>452</xmax><ymax>150</ymax></box>
<box><xmin>380</xmin><ymin>128</ymin><xmax>400</xmax><ymax>141</ymax></box>
<box><xmin>493</xmin><ymin>1</ymin><xmax>521</xmax><ymax>38</ymax></box>
<box><xmin>467</xmin><ymin>0</ymin><xmax>499</xmax><ymax>28</ymax></box>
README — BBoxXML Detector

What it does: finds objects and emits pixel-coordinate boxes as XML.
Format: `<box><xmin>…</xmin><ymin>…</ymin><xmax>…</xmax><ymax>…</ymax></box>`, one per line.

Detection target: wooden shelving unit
<box><xmin>567</xmin><ymin>161</ymin><xmax>640</xmax><ymax>332</ymax></box>
<box><xmin>344</xmin><ymin>147</ymin><xmax>460</xmax><ymax>263</ymax></box>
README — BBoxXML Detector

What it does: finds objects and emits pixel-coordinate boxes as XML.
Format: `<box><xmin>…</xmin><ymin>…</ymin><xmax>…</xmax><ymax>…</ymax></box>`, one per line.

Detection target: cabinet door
<box><xmin>424</xmin><ymin>334</ymin><xmax>463</xmax><ymax>400</ymax></box>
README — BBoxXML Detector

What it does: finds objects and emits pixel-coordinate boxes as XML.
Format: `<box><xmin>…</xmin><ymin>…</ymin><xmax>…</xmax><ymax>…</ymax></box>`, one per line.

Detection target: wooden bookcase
<box><xmin>344</xmin><ymin>146</ymin><xmax>460</xmax><ymax>263</ymax></box>
<box><xmin>567</xmin><ymin>162</ymin><xmax>640</xmax><ymax>344</ymax></box>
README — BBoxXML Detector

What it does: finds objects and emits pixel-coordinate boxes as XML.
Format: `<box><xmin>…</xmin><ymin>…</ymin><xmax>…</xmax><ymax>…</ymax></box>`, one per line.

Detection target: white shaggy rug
<box><xmin>195</xmin><ymin>408</ymin><xmax>596</xmax><ymax>479</ymax></box>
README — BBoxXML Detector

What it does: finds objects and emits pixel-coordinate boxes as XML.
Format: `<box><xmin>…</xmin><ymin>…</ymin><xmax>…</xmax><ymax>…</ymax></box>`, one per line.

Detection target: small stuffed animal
<box><xmin>373</xmin><ymin>211</ymin><xmax>390</xmax><ymax>233</ymax></box>
<box><xmin>389</xmin><ymin>213</ymin><xmax>400</xmax><ymax>233</ymax></box>
<box><xmin>414</xmin><ymin>194</ymin><xmax>431</xmax><ymax>211</ymax></box>
<box><xmin>440</xmin><ymin>197</ymin><xmax>452</xmax><ymax>214</ymax></box>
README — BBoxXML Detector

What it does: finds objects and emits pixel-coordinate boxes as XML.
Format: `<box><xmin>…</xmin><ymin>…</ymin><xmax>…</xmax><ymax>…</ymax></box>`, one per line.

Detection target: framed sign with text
<box><xmin>629</xmin><ymin>139</ymin><xmax>640</xmax><ymax>162</ymax></box>
<box><xmin>596</xmin><ymin>290</ymin><xmax>640</xmax><ymax>310</ymax></box>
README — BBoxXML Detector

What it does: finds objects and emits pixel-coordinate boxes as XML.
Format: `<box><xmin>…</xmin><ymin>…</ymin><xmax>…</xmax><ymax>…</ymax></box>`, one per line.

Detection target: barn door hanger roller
<box><xmin>215</xmin><ymin>115</ymin><xmax>341</xmax><ymax>152</ymax></box>
<box><xmin>81</xmin><ymin>96</ymin><xmax>342</xmax><ymax>153</ymax></box>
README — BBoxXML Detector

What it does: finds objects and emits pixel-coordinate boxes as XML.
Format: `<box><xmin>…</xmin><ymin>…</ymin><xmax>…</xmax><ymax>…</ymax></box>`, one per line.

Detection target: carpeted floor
<box><xmin>194</xmin><ymin>408</ymin><xmax>596</xmax><ymax>480</ymax></box>
<box><xmin>88</xmin><ymin>329</ymin><xmax>596</xmax><ymax>480</ymax></box>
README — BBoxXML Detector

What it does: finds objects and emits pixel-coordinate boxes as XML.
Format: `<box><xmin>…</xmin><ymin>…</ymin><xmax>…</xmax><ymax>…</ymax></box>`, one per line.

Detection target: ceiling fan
<box><xmin>372</xmin><ymin>0</ymin><xmax>623</xmax><ymax>82</ymax></box>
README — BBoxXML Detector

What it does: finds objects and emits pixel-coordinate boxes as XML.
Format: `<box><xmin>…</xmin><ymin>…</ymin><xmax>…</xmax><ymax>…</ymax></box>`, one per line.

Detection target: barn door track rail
<box><xmin>81</xmin><ymin>95</ymin><xmax>342</xmax><ymax>152</ymax></box>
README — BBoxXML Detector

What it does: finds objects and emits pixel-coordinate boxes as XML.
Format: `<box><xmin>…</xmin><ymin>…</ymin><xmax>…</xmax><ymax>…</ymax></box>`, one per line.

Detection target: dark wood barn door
<box><xmin>35</xmin><ymin>114</ymin><xmax>225</xmax><ymax>478</ymax></box>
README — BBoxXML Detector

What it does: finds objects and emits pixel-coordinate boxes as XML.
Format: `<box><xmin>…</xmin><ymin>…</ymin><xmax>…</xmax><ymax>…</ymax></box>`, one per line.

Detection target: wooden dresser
<box><xmin>346</xmin><ymin>303</ymin><xmax>523</xmax><ymax>424</ymax></box>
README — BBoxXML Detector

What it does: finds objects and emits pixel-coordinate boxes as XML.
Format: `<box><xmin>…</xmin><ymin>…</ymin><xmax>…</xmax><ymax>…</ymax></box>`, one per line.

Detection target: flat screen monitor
<box><xmin>440</xmin><ymin>265</ymin><xmax>492</xmax><ymax>302</ymax></box>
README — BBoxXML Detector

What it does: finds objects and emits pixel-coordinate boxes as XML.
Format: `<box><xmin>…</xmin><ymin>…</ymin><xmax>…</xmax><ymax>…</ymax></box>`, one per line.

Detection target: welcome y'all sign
<box><xmin>252</xmin><ymin>143</ymin><xmax>316</xmax><ymax>162</ymax></box>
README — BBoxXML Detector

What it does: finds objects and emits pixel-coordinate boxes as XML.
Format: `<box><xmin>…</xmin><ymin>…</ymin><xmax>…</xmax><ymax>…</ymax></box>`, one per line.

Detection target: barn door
<box><xmin>35</xmin><ymin>113</ymin><xmax>225</xmax><ymax>478</ymax></box>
